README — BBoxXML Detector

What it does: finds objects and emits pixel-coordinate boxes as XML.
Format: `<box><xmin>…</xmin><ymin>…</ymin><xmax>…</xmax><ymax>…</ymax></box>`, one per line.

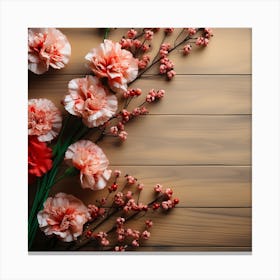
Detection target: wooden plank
<box><xmin>30</xmin><ymin>246</ymin><xmax>252</xmax><ymax>252</ymax></box>
<box><xmin>49</xmin><ymin>166</ymin><xmax>251</xmax><ymax>207</ymax></box>
<box><xmin>93</xmin><ymin>115</ymin><xmax>251</xmax><ymax>165</ymax></box>
<box><xmin>135</xmin><ymin>246</ymin><xmax>252</xmax><ymax>252</ymax></box>
<box><xmin>28</xmin><ymin>74</ymin><xmax>251</xmax><ymax>114</ymax></box>
<box><xmin>125</xmin><ymin>208</ymin><xmax>251</xmax><ymax>247</ymax></box>
<box><xmin>36</xmin><ymin>28</ymin><xmax>251</xmax><ymax>75</ymax></box>
<box><xmin>31</xmin><ymin>208</ymin><xmax>251</xmax><ymax>249</ymax></box>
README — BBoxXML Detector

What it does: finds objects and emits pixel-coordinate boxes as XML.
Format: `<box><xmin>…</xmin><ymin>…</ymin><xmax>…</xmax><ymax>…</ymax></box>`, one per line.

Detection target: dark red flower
<box><xmin>28</xmin><ymin>136</ymin><xmax>53</xmax><ymax>183</ymax></box>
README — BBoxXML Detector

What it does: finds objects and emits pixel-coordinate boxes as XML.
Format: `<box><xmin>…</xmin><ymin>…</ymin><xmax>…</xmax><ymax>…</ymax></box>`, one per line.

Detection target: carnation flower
<box><xmin>63</xmin><ymin>76</ymin><xmax>118</xmax><ymax>127</ymax></box>
<box><xmin>28</xmin><ymin>136</ymin><xmax>52</xmax><ymax>182</ymax></box>
<box><xmin>64</xmin><ymin>140</ymin><xmax>111</xmax><ymax>190</ymax></box>
<box><xmin>28</xmin><ymin>98</ymin><xmax>62</xmax><ymax>142</ymax></box>
<box><xmin>28</xmin><ymin>28</ymin><xmax>71</xmax><ymax>74</ymax></box>
<box><xmin>37</xmin><ymin>193</ymin><xmax>90</xmax><ymax>242</ymax></box>
<box><xmin>85</xmin><ymin>39</ymin><xmax>138</xmax><ymax>94</ymax></box>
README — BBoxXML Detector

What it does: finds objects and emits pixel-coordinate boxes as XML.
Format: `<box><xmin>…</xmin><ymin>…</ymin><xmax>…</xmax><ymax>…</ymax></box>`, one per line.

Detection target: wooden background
<box><xmin>28</xmin><ymin>28</ymin><xmax>252</xmax><ymax>252</ymax></box>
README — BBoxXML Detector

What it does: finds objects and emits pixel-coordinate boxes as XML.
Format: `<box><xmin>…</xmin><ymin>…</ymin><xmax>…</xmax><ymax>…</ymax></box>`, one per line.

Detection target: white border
<box><xmin>1</xmin><ymin>0</ymin><xmax>279</xmax><ymax>279</ymax></box>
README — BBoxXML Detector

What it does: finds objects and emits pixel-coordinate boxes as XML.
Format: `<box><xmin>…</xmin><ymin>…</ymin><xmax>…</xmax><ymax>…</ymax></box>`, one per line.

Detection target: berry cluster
<box><xmin>71</xmin><ymin>170</ymin><xmax>179</xmax><ymax>251</ymax></box>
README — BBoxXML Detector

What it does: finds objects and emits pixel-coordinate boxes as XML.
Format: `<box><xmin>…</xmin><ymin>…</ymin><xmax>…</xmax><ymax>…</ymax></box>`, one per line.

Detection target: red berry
<box><xmin>152</xmin><ymin>203</ymin><xmax>160</xmax><ymax>210</ymax></box>
<box><xmin>109</xmin><ymin>183</ymin><xmax>118</xmax><ymax>192</ymax></box>
<box><xmin>173</xmin><ymin>198</ymin><xmax>179</xmax><ymax>205</ymax></box>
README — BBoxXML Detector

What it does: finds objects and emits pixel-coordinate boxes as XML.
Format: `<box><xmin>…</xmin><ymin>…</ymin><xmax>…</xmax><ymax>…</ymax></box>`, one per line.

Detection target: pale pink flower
<box><xmin>63</xmin><ymin>76</ymin><xmax>118</xmax><ymax>128</ymax></box>
<box><xmin>203</xmin><ymin>38</ymin><xmax>210</xmax><ymax>46</ymax></box>
<box><xmin>187</xmin><ymin>28</ymin><xmax>197</xmax><ymax>36</ymax></box>
<box><xmin>121</xmin><ymin>109</ymin><xmax>131</xmax><ymax>122</ymax></box>
<box><xmin>114</xmin><ymin>170</ymin><xmax>121</xmax><ymax>177</ymax></box>
<box><xmin>126</xmin><ymin>175</ymin><xmax>136</xmax><ymax>184</ymax></box>
<box><xmin>28</xmin><ymin>98</ymin><xmax>62</xmax><ymax>142</ymax></box>
<box><xmin>137</xmin><ymin>183</ymin><xmax>144</xmax><ymax>191</ymax></box>
<box><xmin>164</xmin><ymin>28</ymin><xmax>174</xmax><ymax>34</ymax></box>
<box><xmin>127</xmin><ymin>29</ymin><xmax>137</xmax><ymax>39</ymax></box>
<box><xmin>132</xmin><ymin>107</ymin><xmax>141</xmax><ymax>116</ymax></box>
<box><xmin>118</xmin><ymin>234</ymin><xmax>125</xmax><ymax>242</ymax></box>
<box><xmin>144</xmin><ymin>30</ymin><xmax>154</xmax><ymax>40</ymax></box>
<box><xmin>141</xmin><ymin>44</ymin><xmax>150</xmax><ymax>52</ymax></box>
<box><xmin>132</xmin><ymin>230</ymin><xmax>140</xmax><ymax>239</ymax></box>
<box><xmin>154</xmin><ymin>184</ymin><xmax>163</xmax><ymax>193</ymax></box>
<box><xmin>167</xmin><ymin>70</ymin><xmax>176</xmax><ymax>80</ymax></box>
<box><xmin>138</xmin><ymin>59</ymin><xmax>148</xmax><ymax>69</ymax></box>
<box><xmin>117</xmin><ymin>227</ymin><xmax>125</xmax><ymax>235</ymax></box>
<box><xmin>110</xmin><ymin>126</ymin><xmax>119</xmax><ymax>135</ymax></box>
<box><xmin>161</xmin><ymin>43</ymin><xmax>171</xmax><ymax>51</ymax></box>
<box><xmin>165</xmin><ymin>188</ymin><xmax>173</xmax><ymax>198</ymax></box>
<box><xmin>28</xmin><ymin>28</ymin><xmax>71</xmax><ymax>74</ymax></box>
<box><xmin>126</xmin><ymin>191</ymin><xmax>133</xmax><ymax>199</ymax></box>
<box><xmin>120</xmin><ymin>38</ymin><xmax>133</xmax><ymax>49</ymax></box>
<box><xmin>114</xmin><ymin>192</ymin><xmax>125</xmax><ymax>206</ymax></box>
<box><xmin>88</xmin><ymin>204</ymin><xmax>99</xmax><ymax>219</ymax></box>
<box><xmin>183</xmin><ymin>44</ymin><xmax>192</xmax><ymax>55</ymax></box>
<box><xmin>64</xmin><ymin>140</ymin><xmax>112</xmax><ymax>190</ymax></box>
<box><xmin>116</xmin><ymin>217</ymin><xmax>125</xmax><ymax>226</ymax></box>
<box><xmin>138</xmin><ymin>202</ymin><xmax>148</xmax><ymax>211</ymax></box>
<box><xmin>204</xmin><ymin>28</ymin><xmax>213</xmax><ymax>38</ymax></box>
<box><xmin>132</xmin><ymin>239</ymin><xmax>139</xmax><ymax>247</ymax></box>
<box><xmin>85</xmin><ymin>39</ymin><xmax>138</xmax><ymax>94</ymax></box>
<box><xmin>133</xmin><ymin>39</ymin><xmax>142</xmax><ymax>49</ymax></box>
<box><xmin>141</xmin><ymin>230</ymin><xmax>151</xmax><ymax>240</ymax></box>
<box><xmin>118</xmin><ymin>131</ymin><xmax>128</xmax><ymax>141</ymax></box>
<box><xmin>37</xmin><ymin>192</ymin><xmax>90</xmax><ymax>242</ymax></box>
<box><xmin>95</xmin><ymin>231</ymin><xmax>107</xmax><ymax>239</ymax></box>
<box><xmin>117</xmin><ymin>122</ymin><xmax>125</xmax><ymax>131</ymax></box>
<box><xmin>101</xmin><ymin>238</ymin><xmax>109</xmax><ymax>246</ymax></box>
<box><xmin>162</xmin><ymin>200</ymin><xmax>173</xmax><ymax>210</ymax></box>
<box><xmin>145</xmin><ymin>219</ymin><xmax>153</xmax><ymax>228</ymax></box>
<box><xmin>115</xmin><ymin>246</ymin><xmax>126</xmax><ymax>251</ymax></box>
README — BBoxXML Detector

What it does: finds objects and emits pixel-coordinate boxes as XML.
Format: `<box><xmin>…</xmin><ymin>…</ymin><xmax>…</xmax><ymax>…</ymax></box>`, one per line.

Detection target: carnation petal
<box><xmin>63</xmin><ymin>76</ymin><xmax>117</xmax><ymax>127</ymax></box>
<box><xmin>28</xmin><ymin>98</ymin><xmax>62</xmax><ymax>142</ymax></box>
<box><xmin>28</xmin><ymin>28</ymin><xmax>71</xmax><ymax>74</ymax></box>
<box><xmin>37</xmin><ymin>193</ymin><xmax>89</xmax><ymax>242</ymax></box>
<box><xmin>65</xmin><ymin>140</ymin><xmax>111</xmax><ymax>191</ymax></box>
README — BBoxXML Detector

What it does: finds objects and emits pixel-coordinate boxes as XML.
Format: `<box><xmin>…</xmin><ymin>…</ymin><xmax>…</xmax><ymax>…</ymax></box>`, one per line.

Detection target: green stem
<box><xmin>28</xmin><ymin>118</ymin><xmax>93</xmax><ymax>249</ymax></box>
<box><xmin>104</xmin><ymin>28</ymin><xmax>110</xmax><ymax>39</ymax></box>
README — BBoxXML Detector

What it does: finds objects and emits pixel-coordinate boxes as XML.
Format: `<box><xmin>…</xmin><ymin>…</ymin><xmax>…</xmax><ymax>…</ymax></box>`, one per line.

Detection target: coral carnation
<box><xmin>85</xmin><ymin>39</ymin><xmax>138</xmax><ymax>94</ymax></box>
<box><xmin>28</xmin><ymin>98</ymin><xmax>62</xmax><ymax>142</ymax></box>
<box><xmin>28</xmin><ymin>28</ymin><xmax>71</xmax><ymax>74</ymax></box>
<box><xmin>63</xmin><ymin>76</ymin><xmax>118</xmax><ymax>127</ymax></box>
<box><xmin>37</xmin><ymin>193</ymin><xmax>90</xmax><ymax>242</ymax></box>
<box><xmin>28</xmin><ymin>136</ymin><xmax>52</xmax><ymax>182</ymax></box>
<box><xmin>64</xmin><ymin>140</ymin><xmax>111</xmax><ymax>190</ymax></box>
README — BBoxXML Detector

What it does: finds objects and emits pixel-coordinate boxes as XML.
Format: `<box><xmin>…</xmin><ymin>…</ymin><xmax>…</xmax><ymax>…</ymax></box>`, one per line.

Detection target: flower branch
<box><xmin>28</xmin><ymin>27</ymin><xmax>213</xmax><ymax>251</ymax></box>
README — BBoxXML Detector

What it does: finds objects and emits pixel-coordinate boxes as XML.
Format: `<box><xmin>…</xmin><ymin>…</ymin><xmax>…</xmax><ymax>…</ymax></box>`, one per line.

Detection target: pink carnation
<box><xmin>28</xmin><ymin>28</ymin><xmax>71</xmax><ymax>74</ymax></box>
<box><xmin>37</xmin><ymin>193</ymin><xmax>90</xmax><ymax>242</ymax></box>
<box><xmin>85</xmin><ymin>39</ymin><xmax>138</xmax><ymax>94</ymax></box>
<box><xmin>64</xmin><ymin>140</ymin><xmax>112</xmax><ymax>190</ymax></box>
<box><xmin>63</xmin><ymin>76</ymin><xmax>118</xmax><ymax>127</ymax></box>
<box><xmin>28</xmin><ymin>98</ymin><xmax>62</xmax><ymax>142</ymax></box>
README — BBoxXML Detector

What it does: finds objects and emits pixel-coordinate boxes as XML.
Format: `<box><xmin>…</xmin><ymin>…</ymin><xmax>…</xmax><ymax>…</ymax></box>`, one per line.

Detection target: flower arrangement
<box><xmin>28</xmin><ymin>27</ymin><xmax>213</xmax><ymax>251</ymax></box>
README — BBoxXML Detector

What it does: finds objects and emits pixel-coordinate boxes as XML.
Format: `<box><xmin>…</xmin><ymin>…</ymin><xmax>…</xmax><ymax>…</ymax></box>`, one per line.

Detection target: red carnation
<box><xmin>28</xmin><ymin>136</ymin><xmax>53</xmax><ymax>183</ymax></box>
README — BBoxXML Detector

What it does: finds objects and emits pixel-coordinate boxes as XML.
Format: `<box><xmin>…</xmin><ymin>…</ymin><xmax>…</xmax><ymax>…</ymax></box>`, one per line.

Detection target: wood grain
<box><xmin>95</xmin><ymin>115</ymin><xmax>251</xmax><ymax>165</ymax></box>
<box><xmin>80</xmin><ymin>246</ymin><xmax>252</xmax><ymax>252</ymax></box>
<box><xmin>134</xmin><ymin>246</ymin><xmax>252</xmax><ymax>252</ymax></box>
<box><xmin>128</xmin><ymin>208</ymin><xmax>251</xmax><ymax>247</ymax></box>
<box><xmin>28</xmin><ymin>28</ymin><xmax>252</xmax><ymax>252</ymax></box>
<box><xmin>31</xmin><ymin>208</ymin><xmax>251</xmax><ymax>250</ymax></box>
<box><xmin>50</xmin><ymin>166</ymin><xmax>251</xmax><ymax>207</ymax></box>
<box><xmin>28</xmin><ymin>74</ymin><xmax>251</xmax><ymax>114</ymax></box>
<box><xmin>42</xmin><ymin>28</ymin><xmax>251</xmax><ymax>75</ymax></box>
